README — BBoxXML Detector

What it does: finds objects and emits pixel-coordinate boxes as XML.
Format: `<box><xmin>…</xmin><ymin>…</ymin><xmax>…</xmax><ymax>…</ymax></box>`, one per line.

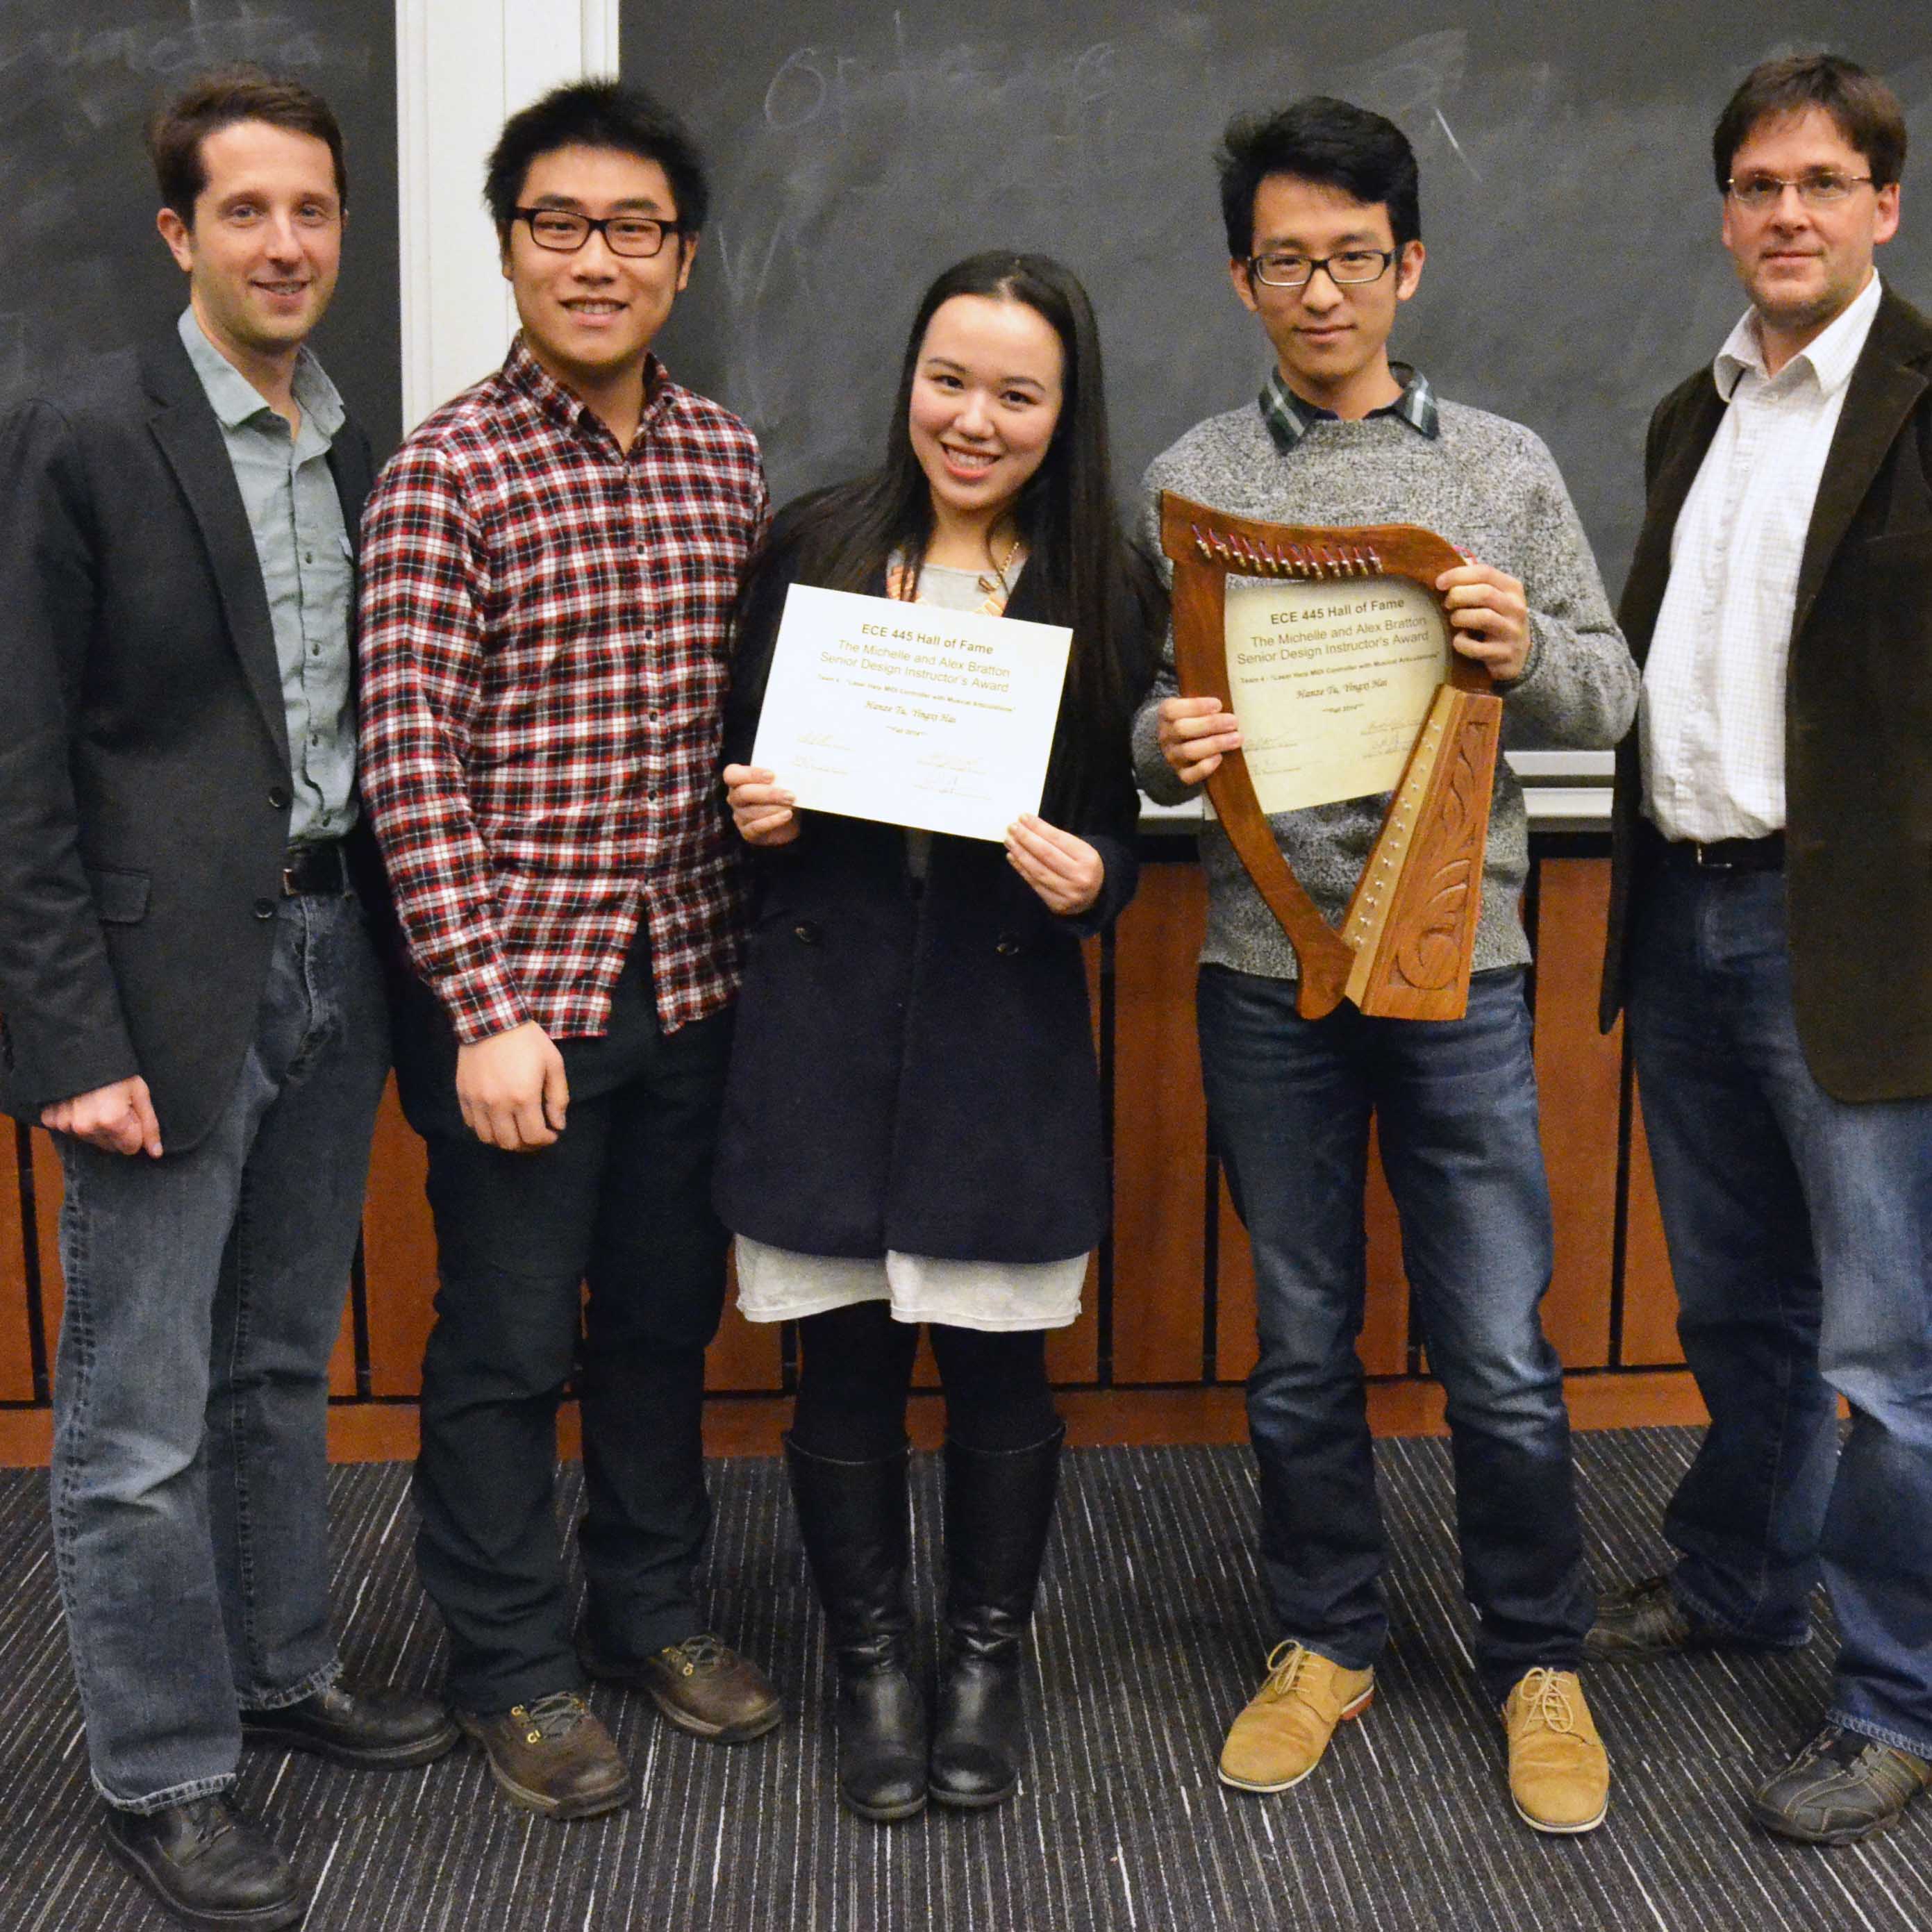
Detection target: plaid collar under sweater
<box><xmin>1258</xmin><ymin>363</ymin><xmax>1440</xmax><ymax>454</ymax></box>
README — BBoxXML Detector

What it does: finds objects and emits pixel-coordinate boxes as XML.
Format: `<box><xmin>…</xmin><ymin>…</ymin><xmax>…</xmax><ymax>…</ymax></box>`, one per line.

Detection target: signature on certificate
<box><xmin>913</xmin><ymin>750</ymin><xmax>992</xmax><ymax>800</ymax></box>
<box><xmin>788</xmin><ymin>731</ymin><xmax>853</xmax><ymax>777</ymax></box>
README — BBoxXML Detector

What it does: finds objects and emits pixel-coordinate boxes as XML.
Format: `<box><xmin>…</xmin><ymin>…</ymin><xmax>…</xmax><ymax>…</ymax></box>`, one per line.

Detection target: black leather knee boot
<box><xmin>783</xmin><ymin>1435</ymin><xmax>927</xmax><ymax>1821</ymax></box>
<box><xmin>928</xmin><ymin>1424</ymin><xmax>1065</xmax><ymax>1807</ymax></box>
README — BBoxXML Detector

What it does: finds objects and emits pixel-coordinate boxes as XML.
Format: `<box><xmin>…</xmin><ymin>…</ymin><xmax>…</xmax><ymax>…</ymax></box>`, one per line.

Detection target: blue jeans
<box><xmin>1197</xmin><ymin>965</ymin><xmax>1591</xmax><ymax>1703</ymax></box>
<box><xmin>51</xmin><ymin>892</ymin><xmax>390</xmax><ymax>1809</ymax></box>
<box><xmin>1627</xmin><ymin>865</ymin><xmax>1932</xmax><ymax>1758</ymax></box>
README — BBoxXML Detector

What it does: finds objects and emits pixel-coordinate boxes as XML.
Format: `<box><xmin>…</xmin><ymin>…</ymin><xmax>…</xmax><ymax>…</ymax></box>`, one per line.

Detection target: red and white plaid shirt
<box><xmin>358</xmin><ymin>340</ymin><xmax>768</xmax><ymax>1044</ymax></box>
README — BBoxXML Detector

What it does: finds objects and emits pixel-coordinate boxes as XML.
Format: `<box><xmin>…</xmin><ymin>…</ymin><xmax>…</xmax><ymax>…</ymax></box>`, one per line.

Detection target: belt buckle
<box><xmin>281</xmin><ymin>860</ymin><xmax>302</xmax><ymax>897</ymax></box>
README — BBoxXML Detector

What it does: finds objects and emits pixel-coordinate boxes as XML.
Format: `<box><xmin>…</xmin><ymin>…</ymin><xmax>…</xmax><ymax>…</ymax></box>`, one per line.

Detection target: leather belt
<box><xmin>281</xmin><ymin>839</ymin><xmax>351</xmax><ymax>896</ymax></box>
<box><xmin>1658</xmin><ymin>831</ymin><xmax>1785</xmax><ymax>873</ymax></box>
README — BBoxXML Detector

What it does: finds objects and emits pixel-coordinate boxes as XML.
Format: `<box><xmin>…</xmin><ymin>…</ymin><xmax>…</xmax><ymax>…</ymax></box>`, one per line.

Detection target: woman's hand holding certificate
<box><xmin>722</xmin><ymin>764</ymin><xmax>799</xmax><ymax>847</ymax></box>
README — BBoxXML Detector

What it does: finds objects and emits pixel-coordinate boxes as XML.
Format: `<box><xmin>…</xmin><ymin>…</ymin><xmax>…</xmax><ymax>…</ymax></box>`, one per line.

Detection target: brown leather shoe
<box><xmin>1585</xmin><ymin>1572</ymin><xmax>1804</xmax><ymax>1661</ymax></box>
<box><xmin>456</xmin><ymin>1692</ymin><xmax>632</xmax><ymax>1819</ymax></box>
<box><xmin>1750</xmin><ymin>1726</ymin><xmax>1932</xmax><ymax>1844</ymax></box>
<box><xmin>578</xmin><ymin>1633</ymin><xmax>781</xmax><ymax>1742</ymax></box>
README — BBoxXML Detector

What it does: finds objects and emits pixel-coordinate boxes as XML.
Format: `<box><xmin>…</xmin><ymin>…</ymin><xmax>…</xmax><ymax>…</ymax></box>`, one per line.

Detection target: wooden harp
<box><xmin>1160</xmin><ymin>492</ymin><xmax>1504</xmax><ymax>1022</ymax></box>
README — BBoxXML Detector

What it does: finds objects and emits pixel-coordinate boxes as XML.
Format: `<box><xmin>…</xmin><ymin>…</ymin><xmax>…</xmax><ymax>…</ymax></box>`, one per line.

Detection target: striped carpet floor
<box><xmin>1</xmin><ymin>1429</ymin><xmax>1927</xmax><ymax>1931</ymax></box>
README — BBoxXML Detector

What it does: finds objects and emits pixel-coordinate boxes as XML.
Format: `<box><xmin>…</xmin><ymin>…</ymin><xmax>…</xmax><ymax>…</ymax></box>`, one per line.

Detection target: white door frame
<box><xmin>395</xmin><ymin>0</ymin><xmax>622</xmax><ymax>428</ymax></box>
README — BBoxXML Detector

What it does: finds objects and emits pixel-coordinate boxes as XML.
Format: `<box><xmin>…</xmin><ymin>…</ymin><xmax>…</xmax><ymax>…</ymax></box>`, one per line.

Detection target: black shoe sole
<box><xmin>1584</xmin><ymin>1631</ymin><xmax>1810</xmax><ymax>1663</ymax></box>
<box><xmin>102</xmin><ymin>1829</ymin><xmax>307</xmax><ymax>1931</ymax></box>
<box><xmin>1748</xmin><ymin>1797</ymin><xmax>1909</xmax><ymax>1846</ymax></box>
<box><xmin>842</xmin><ymin>1785</ymin><xmax>928</xmax><ymax>1822</ymax></box>
<box><xmin>928</xmin><ymin>1779</ymin><xmax>1017</xmax><ymax>1810</ymax></box>
<box><xmin>239</xmin><ymin>1717</ymin><xmax>462</xmax><ymax>1769</ymax></box>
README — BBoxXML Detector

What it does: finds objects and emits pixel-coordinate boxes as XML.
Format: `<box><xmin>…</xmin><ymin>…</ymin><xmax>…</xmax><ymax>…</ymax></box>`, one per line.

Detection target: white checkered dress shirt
<box><xmin>1640</xmin><ymin>272</ymin><xmax>1883</xmax><ymax>842</ymax></box>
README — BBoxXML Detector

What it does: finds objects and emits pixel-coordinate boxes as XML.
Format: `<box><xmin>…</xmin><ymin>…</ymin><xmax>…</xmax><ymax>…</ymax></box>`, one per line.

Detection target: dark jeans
<box><xmin>52</xmin><ymin>892</ymin><xmax>389</xmax><ymax>1808</ymax></box>
<box><xmin>790</xmin><ymin>1303</ymin><xmax>1059</xmax><ymax>1460</ymax></box>
<box><xmin>397</xmin><ymin>945</ymin><xmax>734</xmax><ymax>1713</ymax></box>
<box><xmin>1628</xmin><ymin>865</ymin><xmax>1932</xmax><ymax>1758</ymax></box>
<box><xmin>1197</xmin><ymin>964</ymin><xmax>1591</xmax><ymax>1704</ymax></box>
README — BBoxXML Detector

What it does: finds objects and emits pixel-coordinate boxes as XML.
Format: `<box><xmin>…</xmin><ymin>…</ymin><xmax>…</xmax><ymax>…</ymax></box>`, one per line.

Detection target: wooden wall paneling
<box><xmin>706</xmin><ymin>1263</ymin><xmax>784</xmax><ymax>1392</ymax></box>
<box><xmin>29</xmin><ymin>1131</ymin><xmax>63</xmax><ymax>1360</ymax></box>
<box><xmin>1</xmin><ymin>1131</ymin><xmax>38</xmax><ymax>1402</ymax></box>
<box><xmin>358</xmin><ymin>1080</ymin><xmax>437</xmax><ymax>1397</ymax></box>
<box><xmin>1046</xmin><ymin>937</ymin><xmax>1108</xmax><ymax>1385</ymax></box>
<box><xmin>1044</xmin><ymin>1255</ymin><xmax>1101</xmax><ymax>1385</ymax></box>
<box><xmin>326</xmin><ymin>1294</ymin><xmax>358</xmax><ymax>1397</ymax></box>
<box><xmin>1618</xmin><ymin>1072</ymin><xmax>1685</xmax><ymax>1365</ymax></box>
<box><xmin>1108</xmin><ymin>864</ymin><xmax>1208</xmax><ymax>1383</ymax></box>
<box><xmin>1531</xmin><ymin>860</ymin><xmax>1619</xmax><ymax>1367</ymax></box>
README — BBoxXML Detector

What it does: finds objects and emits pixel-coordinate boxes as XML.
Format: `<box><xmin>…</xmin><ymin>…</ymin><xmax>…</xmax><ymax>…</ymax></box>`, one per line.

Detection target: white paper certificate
<box><xmin>1222</xmin><ymin>576</ymin><xmax>1450</xmax><ymax>814</ymax></box>
<box><xmin>749</xmin><ymin>583</ymin><xmax>1074</xmax><ymax>842</ymax></box>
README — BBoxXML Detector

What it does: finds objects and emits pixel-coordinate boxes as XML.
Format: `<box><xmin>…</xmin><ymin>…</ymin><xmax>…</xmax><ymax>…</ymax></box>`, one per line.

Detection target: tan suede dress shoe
<box><xmin>1502</xmin><ymin>1668</ymin><xmax>1610</xmax><ymax>1833</ymax></box>
<box><xmin>1219</xmin><ymin>1642</ymin><xmax>1376</xmax><ymax>1794</ymax></box>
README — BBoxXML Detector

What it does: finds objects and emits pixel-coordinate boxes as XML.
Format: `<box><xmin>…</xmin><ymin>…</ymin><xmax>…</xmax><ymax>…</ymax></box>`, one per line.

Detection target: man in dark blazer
<box><xmin>1592</xmin><ymin>53</ymin><xmax>1932</xmax><ymax>1847</ymax></box>
<box><xmin>0</xmin><ymin>69</ymin><xmax>451</xmax><ymax>1931</ymax></box>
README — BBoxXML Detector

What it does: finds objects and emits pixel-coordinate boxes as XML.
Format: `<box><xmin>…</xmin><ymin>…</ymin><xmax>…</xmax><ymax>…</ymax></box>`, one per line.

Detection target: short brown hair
<box><xmin>147</xmin><ymin>65</ymin><xmax>347</xmax><ymax>223</ymax></box>
<box><xmin>1713</xmin><ymin>53</ymin><xmax>1907</xmax><ymax>191</ymax></box>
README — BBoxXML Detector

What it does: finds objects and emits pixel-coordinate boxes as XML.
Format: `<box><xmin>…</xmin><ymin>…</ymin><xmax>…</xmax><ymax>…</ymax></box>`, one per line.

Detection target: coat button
<box><xmin>268</xmin><ymin>785</ymin><xmax>290</xmax><ymax>809</ymax></box>
<box><xmin>253</xmin><ymin>897</ymin><xmax>276</xmax><ymax>919</ymax></box>
<box><xmin>994</xmin><ymin>934</ymin><xmax>1022</xmax><ymax>956</ymax></box>
<box><xmin>793</xmin><ymin>921</ymin><xmax>822</xmax><ymax>945</ymax></box>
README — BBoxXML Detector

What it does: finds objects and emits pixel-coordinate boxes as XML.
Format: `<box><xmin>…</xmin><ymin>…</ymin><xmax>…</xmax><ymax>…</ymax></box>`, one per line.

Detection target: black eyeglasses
<box><xmin>1245</xmin><ymin>247</ymin><xmax>1397</xmax><ymax>290</ymax></box>
<box><xmin>514</xmin><ymin>208</ymin><xmax>686</xmax><ymax>258</ymax></box>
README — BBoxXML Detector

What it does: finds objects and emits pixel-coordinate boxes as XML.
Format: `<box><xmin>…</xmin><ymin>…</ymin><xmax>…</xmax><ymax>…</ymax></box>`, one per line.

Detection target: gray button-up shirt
<box><xmin>178</xmin><ymin>307</ymin><xmax>357</xmax><ymax>843</ymax></box>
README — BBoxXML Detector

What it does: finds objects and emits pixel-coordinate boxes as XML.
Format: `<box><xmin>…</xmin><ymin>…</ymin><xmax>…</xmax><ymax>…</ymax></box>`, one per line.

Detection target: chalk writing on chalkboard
<box><xmin>641</xmin><ymin>3</ymin><xmax>1930</xmax><ymax>594</ymax></box>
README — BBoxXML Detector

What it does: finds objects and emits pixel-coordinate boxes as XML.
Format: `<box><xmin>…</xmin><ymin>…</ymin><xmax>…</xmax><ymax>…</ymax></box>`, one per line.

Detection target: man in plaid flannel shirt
<box><xmin>358</xmin><ymin>80</ymin><xmax>777</xmax><ymax>1819</ymax></box>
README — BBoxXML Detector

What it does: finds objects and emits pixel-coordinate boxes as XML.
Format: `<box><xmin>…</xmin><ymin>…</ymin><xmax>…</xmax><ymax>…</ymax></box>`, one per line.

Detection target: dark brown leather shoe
<box><xmin>102</xmin><ymin>1794</ymin><xmax>306</xmax><ymax>1930</ymax></box>
<box><xmin>241</xmin><ymin>1679</ymin><xmax>460</xmax><ymax>1769</ymax></box>
<box><xmin>456</xmin><ymin>1692</ymin><xmax>633</xmax><ymax>1818</ymax></box>
<box><xmin>578</xmin><ymin>1633</ymin><xmax>781</xmax><ymax>1742</ymax></box>
<box><xmin>1750</xmin><ymin>1725</ymin><xmax>1932</xmax><ymax>1844</ymax></box>
<box><xmin>1584</xmin><ymin>1573</ymin><xmax>1804</xmax><ymax>1661</ymax></box>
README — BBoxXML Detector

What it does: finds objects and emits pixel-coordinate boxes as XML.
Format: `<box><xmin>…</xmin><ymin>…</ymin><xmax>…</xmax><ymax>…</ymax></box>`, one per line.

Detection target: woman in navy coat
<box><xmin>718</xmin><ymin>251</ymin><xmax>1161</xmax><ymax>1822</ymax></box>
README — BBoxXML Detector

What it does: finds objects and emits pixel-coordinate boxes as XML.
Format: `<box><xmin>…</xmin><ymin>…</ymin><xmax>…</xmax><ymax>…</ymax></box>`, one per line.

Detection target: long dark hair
<box><xmin>767</xmin><ymin>251</ymin><xmax>1159</xmax><ymax>815</ymax></box>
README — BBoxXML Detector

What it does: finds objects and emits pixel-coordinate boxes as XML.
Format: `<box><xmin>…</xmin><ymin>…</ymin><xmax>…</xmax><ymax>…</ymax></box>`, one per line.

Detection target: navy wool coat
<box><xmin>712</xmin><ymin>517</ymin><xmax>1157</xmax><ymax>1263</ymax></box>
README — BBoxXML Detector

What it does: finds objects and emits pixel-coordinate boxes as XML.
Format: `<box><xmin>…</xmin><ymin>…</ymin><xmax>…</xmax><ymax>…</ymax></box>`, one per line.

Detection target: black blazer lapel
<box><xmin>140</xmin><ymin>338</ymin><xmax>290</xmax><ymax>772</ymax></box>
<box><xmin>1619</xmin><ymin>381</ymin><xmax>1726</xmax><ymax>667</ymax></box>
<box><xmin>1792</xmin><ymin>290</ymin><xmax>1932</xmax><ymax>639</ymax></box>
<box><xmin>326</xmin><ymin>426</ymin><xmax>373</xmax><ymax>562</ymax></box>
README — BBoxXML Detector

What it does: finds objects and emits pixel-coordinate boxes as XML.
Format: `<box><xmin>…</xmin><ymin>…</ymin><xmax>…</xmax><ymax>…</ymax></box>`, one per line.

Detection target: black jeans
<box><xmin>396</xmin><ymin>946</ymin><xmax>733</xmax><ymax>1713</ymax></box>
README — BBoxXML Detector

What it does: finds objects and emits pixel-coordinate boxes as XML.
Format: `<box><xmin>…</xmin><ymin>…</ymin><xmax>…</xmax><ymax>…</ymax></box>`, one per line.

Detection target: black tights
<box><xmin>790</xmin><ymin>1301</ymin><xmax>1060</xmax><ymax>1460</ymax></box>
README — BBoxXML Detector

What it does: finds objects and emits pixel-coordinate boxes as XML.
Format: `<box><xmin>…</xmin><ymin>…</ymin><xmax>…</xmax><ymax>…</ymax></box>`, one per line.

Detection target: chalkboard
<box><xmin>0</xmin><ymin>0</ymin><xmax>401</xmax><ymax>458</ymax></box>
<box><xmin>634</xmin><ymin>3</ymin><xmax>1932</xmax><ymax>593</ymax></box>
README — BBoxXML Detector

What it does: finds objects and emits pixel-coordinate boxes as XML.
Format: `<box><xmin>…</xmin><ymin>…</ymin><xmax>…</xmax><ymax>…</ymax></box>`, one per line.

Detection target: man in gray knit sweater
<box><xmin>1133</xmin><ymin>98</ymin><xmax>1637</xmax><ymax>1833</ymax></box>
